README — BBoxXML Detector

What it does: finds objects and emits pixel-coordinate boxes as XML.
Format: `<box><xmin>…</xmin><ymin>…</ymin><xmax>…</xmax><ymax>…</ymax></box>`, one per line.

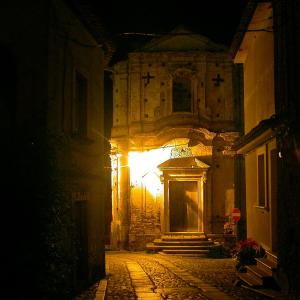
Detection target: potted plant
<box><xmin>231</xmin><ymin>238</ymin><xmax>259</xmax><ymax>272</ymax></box>
<box><xmin>223</xmin><ymin>221</ymin><xmax>234</xmax><ymax>234</ymax></box>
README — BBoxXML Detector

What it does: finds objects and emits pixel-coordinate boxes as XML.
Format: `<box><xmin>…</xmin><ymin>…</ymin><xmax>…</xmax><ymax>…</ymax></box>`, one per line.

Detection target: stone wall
<box><xmin>0</xmin><ymin>0</ymin><xmax>108</xmax><ymax>296</ymax></box>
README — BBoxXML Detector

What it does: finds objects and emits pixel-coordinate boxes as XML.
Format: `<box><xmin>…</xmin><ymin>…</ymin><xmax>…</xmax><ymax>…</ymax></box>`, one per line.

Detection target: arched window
<box><xmin>172</xmin><ymin>76</ymin><xmax>192</xmax><ymax>112</ymax></box>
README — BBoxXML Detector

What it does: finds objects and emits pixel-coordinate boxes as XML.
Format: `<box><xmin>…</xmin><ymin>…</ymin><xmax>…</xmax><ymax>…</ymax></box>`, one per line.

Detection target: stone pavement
<box><xmin>104</xmin><ymin>251</ymin><xmax>270</xmax><ymax>300</ymax></box>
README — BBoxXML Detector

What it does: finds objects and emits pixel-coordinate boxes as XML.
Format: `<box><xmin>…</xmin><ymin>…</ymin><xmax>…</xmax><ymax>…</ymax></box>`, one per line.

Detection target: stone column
<box><xmin>118</xmin><ymin>141</ymin><xmax>130</xmax><ymax>249</ymax></box>
<box><xmin>110</xmin><ymin>149</ymin><xmax>120</xmax><ymax>249</ymax></box>
<box><xmin>110</xmin><ymin>140</ymin><xmax>130</xmax><ymax>249</ymax></box>
<box><xmin>199</xmin><ymin>174</ymin><xmax>205</xmax><ymax>232</ymax></box>
<box><xmin>163</xmin><ymin>175</ymin><xmax>170</xmax><ymax>233</ymax></box>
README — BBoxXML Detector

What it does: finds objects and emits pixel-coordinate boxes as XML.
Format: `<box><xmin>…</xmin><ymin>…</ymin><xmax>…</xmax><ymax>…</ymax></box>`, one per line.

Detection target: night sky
<box><xmin>88</xmin><ymin>0</ymin><xmax>249</xmax><ymax>50</ymax></box>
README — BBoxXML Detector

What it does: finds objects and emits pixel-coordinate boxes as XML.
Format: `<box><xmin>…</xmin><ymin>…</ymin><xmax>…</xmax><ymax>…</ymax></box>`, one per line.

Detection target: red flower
<box><xmin>231</xmin><ymin>238</ymin><xmax>258</xmax><ymax>256</ymax></box>
<box><xmin>231</xmin><ymin>238</ymin><xmax>259</xmax><ymax>270</ymax></box>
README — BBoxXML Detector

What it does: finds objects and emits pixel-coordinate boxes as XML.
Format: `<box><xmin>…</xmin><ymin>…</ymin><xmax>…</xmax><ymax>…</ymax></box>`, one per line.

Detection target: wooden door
<box><xmin>169</xmin><ymin>181</ymin><xmax>198</xmax><ymax>232</ymax></box>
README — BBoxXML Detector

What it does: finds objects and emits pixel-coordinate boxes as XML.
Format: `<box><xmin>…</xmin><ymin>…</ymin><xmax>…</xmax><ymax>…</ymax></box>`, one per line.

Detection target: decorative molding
<box><xmin>171</xmin><ymin>146</ymin><xmax>193</xmax><ymax>158</ymax></box>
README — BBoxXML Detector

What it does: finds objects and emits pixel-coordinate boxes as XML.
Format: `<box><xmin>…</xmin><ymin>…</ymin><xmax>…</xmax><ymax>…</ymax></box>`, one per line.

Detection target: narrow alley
<box><xmin>96</xmin><ymin>251</ymin><xmax>269</xmax><ymax>300</ymax></box>
<box><xmin>2</xmin><ymin>1</ymin><xmax>300</xmax><ymax>299</ymax></box>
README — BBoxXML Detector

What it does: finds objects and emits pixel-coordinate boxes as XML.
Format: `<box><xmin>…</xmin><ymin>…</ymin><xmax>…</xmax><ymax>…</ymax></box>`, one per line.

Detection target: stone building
<box><xmin>231</xmin><ymin>0</ymin><xmax>300</xmax><ymax>294</ymax></box>
<box><xmin>110</xmin><ymin>26</ymin><xmax>242</xmax><ymax>250</ymax></box>
<box><xmin>233</xmin><ymin>0</ymin><xmax>277</xmax><ymax>258</ymax></box>
<box><xmin>1</xmin><ymin>0</ymin><xmax>112</xmax><ymax>298</ymax></box>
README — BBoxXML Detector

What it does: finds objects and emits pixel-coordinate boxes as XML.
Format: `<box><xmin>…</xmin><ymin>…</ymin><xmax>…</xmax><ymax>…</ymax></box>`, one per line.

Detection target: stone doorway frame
<box><xmin>158</xmin><ymin>157</ymin><xmax>210</xmax><ymax>233</ymax></box>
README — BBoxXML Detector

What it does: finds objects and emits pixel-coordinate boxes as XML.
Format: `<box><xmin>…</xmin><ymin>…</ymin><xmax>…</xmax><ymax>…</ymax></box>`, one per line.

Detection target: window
<box><xmin>73</xmin><ymin>71</ymin><xmax>87</xmax><ymax>136</ymax></box>
<box><xmin>172</xmin><ymin>76</ymin><xmax>191</xmax><ymax>112</ymax></box>
<box><xmin>256</xmin><ymin>142</ymin><xmax>277</xmax><ymax>209</ymax></box>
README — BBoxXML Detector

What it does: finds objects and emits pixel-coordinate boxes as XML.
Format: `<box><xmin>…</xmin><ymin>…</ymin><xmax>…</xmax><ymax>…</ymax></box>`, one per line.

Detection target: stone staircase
<box><xmin>237</xmin><ymin>250</ymin><xmax>283</xmax><ymax>299</ymax></box>
<box><xmin>146</xmin><ymin>232</ymin><xmax>220</xmax><ymax>256</ymax></box>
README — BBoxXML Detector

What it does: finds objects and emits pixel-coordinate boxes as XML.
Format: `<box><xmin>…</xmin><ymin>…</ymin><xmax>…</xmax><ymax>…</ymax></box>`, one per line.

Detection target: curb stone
<box><xmin>94</xmin><ymin>279</ymin><xmax>107</xmax><ymax>300</ymax></box>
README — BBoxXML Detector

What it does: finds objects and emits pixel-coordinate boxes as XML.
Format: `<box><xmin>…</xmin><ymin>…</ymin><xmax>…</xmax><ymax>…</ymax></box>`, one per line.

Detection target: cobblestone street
<box><xmin>104</xmin><ymin>251</ymin><xmax>269</xmax><ymax>300</ymax></box>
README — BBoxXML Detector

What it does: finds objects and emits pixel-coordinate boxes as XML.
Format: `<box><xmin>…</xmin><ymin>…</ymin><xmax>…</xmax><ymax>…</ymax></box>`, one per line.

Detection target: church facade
<box><xmin>110</xmin><ymin>27</ymin><xmax>242</xmax><ymax>250</ymax></box>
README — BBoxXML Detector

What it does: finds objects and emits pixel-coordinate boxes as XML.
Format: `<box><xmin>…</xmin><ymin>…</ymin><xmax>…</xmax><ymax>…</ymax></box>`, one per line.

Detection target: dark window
<box><xmin>172</xmin><ymin>76</ymin><xmax>191</xmax><ymax>112</ymax></box>
<box><xmin>258</xmin><ymin>154</ymin><xmax>266</xmax><ymax>207</ymax></box>
<box><xmin>73</xmin><ymin>71</ymin><xmax>87</xmax><ymax>136</ymax></box>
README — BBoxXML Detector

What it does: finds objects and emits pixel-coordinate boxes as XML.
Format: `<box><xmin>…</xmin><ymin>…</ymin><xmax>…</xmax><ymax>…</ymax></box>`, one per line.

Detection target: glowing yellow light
<box><xmin>128</xmin><ymin>148</ymin><xmax>172</xmax><ymax>196</ymax></box>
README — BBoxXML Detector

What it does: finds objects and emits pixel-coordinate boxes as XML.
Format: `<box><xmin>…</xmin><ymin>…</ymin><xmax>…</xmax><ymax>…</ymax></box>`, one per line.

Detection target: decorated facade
<box><xmin>110</xmin><ymin>27</ymin><xmax>242</xmax><ymax>250</ymax></box>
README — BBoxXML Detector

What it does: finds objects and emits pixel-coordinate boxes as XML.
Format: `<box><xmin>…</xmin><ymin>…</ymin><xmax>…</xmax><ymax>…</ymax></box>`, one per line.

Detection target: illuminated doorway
<box><xmin>169</xmin><ymin>181</ymin><xmax>199</xmax><ymax>231</ymax></box>
<box><xmin>159</xmin><ymin>157</ymin><xmax>209</xmax><ymax>233</ymax></box>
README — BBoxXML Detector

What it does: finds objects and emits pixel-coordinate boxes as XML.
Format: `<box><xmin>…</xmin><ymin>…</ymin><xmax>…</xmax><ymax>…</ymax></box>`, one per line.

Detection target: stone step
<box><xmin>163</xmin><ymin>232</ymin><xmax>206</xmax><ymax>236</ymax></box>
<box><xmin>146</xmin><ymin>242</ymin><xmax>213</xmax><ymax>252</ymax></box>
<box><xmin>159</xmin><ymin>252</ymin><xmax>208</xmax><ymax>257</ymax></box>
<box><xmin>237</xmin><ymin>272</ymin><xmax>264</xmax><ymax>287</ymax></box>
<box><xmin>146</xmin><ymin>242</ymin><xmax>159</xmax><ymax>251</ymax></box>
<box><xmin>245</xmin><ymin>265</ymin><xmax>279</xmax><ymax>288</ymax></box>
<box><xmin>265</xmin><ymin>250</ymin><xmax>278</xmax><ymax>266</ymax></box>
<box><xmin>161</xmin><ymin>236</ymin><xmax>208</xmax><ymax>241</ymax></box>
<box><xmin>246</xmin><ymin>265</ymin><xmax>272</xmax><ymax>279</ymax></box>
<box><xmin>241</xmin><ymin>285</ymin><xmax>285</xmax><ymax>299</ymax></box>
<box><xmin>153</xmin><ymin>239</ymin><xmax>214</xmax><ymax>246</ymax></box>
<box><xmin>152</xmin><ymin>244</ymin><xmax>212</xmax><ymax>250</ymax></box>
<box><xmin>256</xmin><ymin>258</ymin><xmax>277</xmax><ymax>277</ymax></box>
<box><xmin>146</xmin><ymin>232</ymin><xmax>217</xmax><ymax>256</ymax></box>
<box><xmin>161</xmin><ymin>232</ymin><xmax>208</xmax><ymax>241</ymax></box>
<box><xmin>162</xmin><ymin>249</ymin><xmax>209</xmax><ymax>255</ymax></box>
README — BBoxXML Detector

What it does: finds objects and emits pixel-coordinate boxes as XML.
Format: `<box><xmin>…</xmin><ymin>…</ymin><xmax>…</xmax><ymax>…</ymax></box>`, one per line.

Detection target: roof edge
<box><xmin>229</xmin><ymin>0</ymin><xmax>259</xmax><ymax>59</ymax></box>
<box><xmin>136</xmin><ymin>25</ymin><xmax>227</xmax><ymax>53</ymax></box>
